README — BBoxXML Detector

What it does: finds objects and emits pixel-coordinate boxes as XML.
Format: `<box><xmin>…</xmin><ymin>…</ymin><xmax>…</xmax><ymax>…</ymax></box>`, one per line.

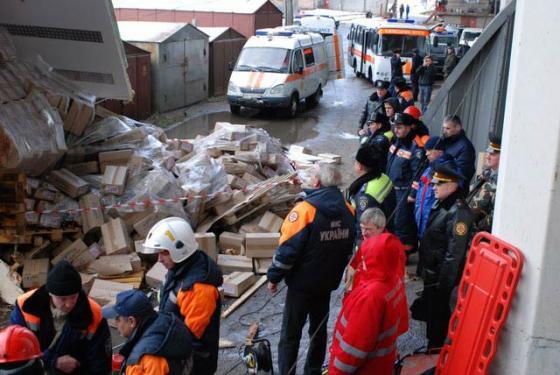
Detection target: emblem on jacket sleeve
<box><xmin>288</xmin><ymin>211</ymin><xmax>299</xmax><ymax>222</ymax></box>
<box><xmin>454</xmin><ymin>222</ymin><xmax>468</xmax><ymax>236</ymax></box>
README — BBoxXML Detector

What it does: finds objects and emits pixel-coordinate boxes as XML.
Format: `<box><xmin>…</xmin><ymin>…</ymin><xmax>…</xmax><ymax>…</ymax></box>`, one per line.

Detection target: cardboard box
<box><xmin>34</xmin><ymin>188</ymin><xmax>56</xmax><ymax>202</ymax></box>
<box><xmin>87</xmin><ymin>254</ymin><xmax>133</xmax><ymax>276</ymax></box>
<box><xmin>129</xmin><ymin>253</ymin><xmax>142</xmax><ymax>272</ymax></box>
<box><xmin>133</xmin><ymin>211</ymin><xmax>169</xmax><ymax>238</ymax></box>
<box><xmin>245</xmin><ymin>233</ymin><xmax>280</xmax><ymax>258</ymax></box>
<box><xmin>217</xmin><ymin>255</ymin><xmax>253</xmax><ymax>274</ymax></box>
<box><xmin>88</xmin><ymin>243</ymin><xmax>102</xmax><ymax>259</ymax></box>
<box><xmin>98</xmin><ymin>149</ymin><xmax>133</xmax><ymax>173</ymax></box>
<box><xmin>242</xmin><ymin>172</ymin><xmax>263</xmax><ymax>185</ymax></box>
<box><xmin>318</xmin><ymin>153</ymin><xmax>342</xmax><ymax>164</ymax></box>
<box><xmin>122</xmin><ymin>209</ymin><xmax>154</xmax><ymax>233</ymax></box>
<box><xmin>134</xmin><ymin>240</ymin><xmax>145</xmax><ymax>253</ymax></box>
<box><xmin>102</xmin><ymin>218</ymin><xmax>133</xmax><ymax>255</ymax></box>
<box><xmin>222</xmin><ymin>272</ymin><xmax>256</xmax><ymax>297</ymax></box>
<box><xmin>51</xmin><ymin>238</ymin><xmax>95</xmax><ymax>269</ymax></box>
<box><xmin>195</xmin><ymin>233</ymin><xmax>217</xmax><ymax>261</ymax></box>
<box><xmin>22</xmin><ymin>258</ymin><xmax>50</xmax><ymax>289</ymax></box>
<box><xmin>79</xmin><ymin>193</ymin><xmax>104</xmax><ymax>235</ymax></box>
<box><xmin>257</xmin><ymin>211</ymin><xmax>284</xmax><ymax>233</ymax></box>
<box><xmin>289</xmin><ymin>145</ymin><xmax>312</xmax><ymax>154</ymax></box>
<box><xmin>65</xmin><ymin>161</ymin><xmax>99</xmax><ymax>176</ymax></box>
<box><xmin>240</xmin><ymin>223</ymin><xmax>265</xmax><ymax>234</ymax></box>
<box><xmin>254</xmin><ymin>258</ymin><xmax>273</xmax><ymax>274</ymax></box>
<box><xmin>47</xmin><ymin>169</ymin><xmax>90</xmax><ymax>198</ymax></box>
<box><xmin>145</xmin><ymin>262</ymin><xmax>168</xmax><ymax>288</ymax></box>
<box><xmin>102</xmin><ymin>165</ymin><xmax>128</xmax><ymax>195</ymax></box>
<box><xmin>89</xmin><ymin>279</ymin><xmax>133</xmax><ymax>306</ymax></box>
<box><xmin>227</xmin><ymin>175</ymin><xmax>248</xmax><ymax>190</ymax></box>
<box><xmin>80</xmin><ymin>272</ymin><xmax>96</xmax><ymax>294</ymax></box>
<box><xmin>219</xmin><ymin>232</ymin><xmax>245</xmax><ymax>254</ymax></box>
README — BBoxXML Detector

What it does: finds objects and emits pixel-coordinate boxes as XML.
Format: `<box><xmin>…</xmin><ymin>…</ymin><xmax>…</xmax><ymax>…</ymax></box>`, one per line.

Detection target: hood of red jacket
<box><xmin>361</xmin><ymin>233</ymin><xmax>405</xmax><ymax>282</ymax></box>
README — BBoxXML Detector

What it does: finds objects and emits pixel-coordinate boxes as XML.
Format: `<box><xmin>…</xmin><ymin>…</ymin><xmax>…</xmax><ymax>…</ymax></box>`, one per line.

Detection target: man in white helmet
<box><xmin>140</xmin><ymin>217</ymin><xmax>223</xmax><ymax>375</ymax></box>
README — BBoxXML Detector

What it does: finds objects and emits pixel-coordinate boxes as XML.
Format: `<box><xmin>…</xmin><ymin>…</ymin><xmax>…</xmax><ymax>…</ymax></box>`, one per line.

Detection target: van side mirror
<box><xmin>228</xmin><ymin>61</ymin><xmax>234</xmax><ymax>71</ymax></box>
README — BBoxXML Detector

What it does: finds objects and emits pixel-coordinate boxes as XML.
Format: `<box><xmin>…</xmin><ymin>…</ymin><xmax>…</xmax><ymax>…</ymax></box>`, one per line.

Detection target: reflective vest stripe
<box><xmin>384</xmin><ymin>280</ymin><xmax>403</xmax><ymax>302</ymax></box>
<box><xmin>367</xmin><ymin>343</ymin><xmax>396</xmax><ymax>359</ymax></box>
<box><xmin>272</xmin><ymin>255</ymin><xmax>293</xmax><ymax>270</ymax></box>
<box><xmin>340</xmin><ymin>314</ymin><xmax>348</xmax><ymax>328</ymax></box>
<box><xmin>17</xmin><ymin>290</ymin><xmax>41</xmax><ymax>332</ymax></box>
<box><xmin>377</xmin><ymin>320</ymin><xmax>399</xmax><ymax>341</ymax></box>
<box><xmin>333</xmin><ymin>357</ymin><xmax>358</xmax><ymax>373</ymax></box>
<box><xmin>365</xmin><ymin>174</ymin><xmax>393</xmax><ymax>204</ymax></box>
<box><xmin>335</xmin><ymin>330</ymin><xmax>368</xmax><ymax>359</ymax></box>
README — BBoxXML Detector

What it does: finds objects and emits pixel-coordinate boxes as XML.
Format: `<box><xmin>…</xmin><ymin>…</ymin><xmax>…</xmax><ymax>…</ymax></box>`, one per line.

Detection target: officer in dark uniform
<box><xmin>348</xmin><ymin>145</ymin><xmax>396</xmax><ymax>243</ymax></box>
<box><xmin>386</xmin><ymin>113</ymin><xmax>424</xmax><ymax>254</ymax></box>
<box><xmin>420</xmin><ymin>163</ymin><xmax>473</xmax><ymax>349</ymax></box>
<box><xmin>358</xmin><ymin>80</ymin><xmax>391</xmax><ymax>136</ymax></box>
<box><xmin>360</xmin><ymin>112</ymin><xmax>393</xmax><ymax>168</ymax></box>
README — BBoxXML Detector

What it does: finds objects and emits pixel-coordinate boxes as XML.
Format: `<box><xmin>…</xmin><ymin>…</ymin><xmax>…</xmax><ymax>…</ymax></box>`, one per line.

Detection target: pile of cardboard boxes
<box><xmin>0</xmin><ymin>30</ymin><xmax>341</xmax><ymax>313</ymax></box>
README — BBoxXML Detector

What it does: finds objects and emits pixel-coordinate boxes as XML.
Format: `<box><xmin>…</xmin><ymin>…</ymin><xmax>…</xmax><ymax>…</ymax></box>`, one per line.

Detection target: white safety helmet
<box><xmin>141</xmin><ymin>217</ymin><xmax>198</xmax><ymax>263</ymax></box>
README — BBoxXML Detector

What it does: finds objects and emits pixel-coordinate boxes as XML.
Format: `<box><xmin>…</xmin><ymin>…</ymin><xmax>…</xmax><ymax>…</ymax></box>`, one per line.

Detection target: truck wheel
<box><xmin>230</xmin><ymin>104</ymin><xmax>241</xmax><ymax>115</ymax></box>
<box><xmin>306</xmin><ymin>85</ymin><xmax>322</xmax><ymax>107</ymax></box>
<box><xmin>285</xmin><ymin>94</ymin><xmax>298</xmax><ymax>118</ymax></box>
<box><xmin>353</xmin><ymin>60</ymin><xmax>361</xmax><ymax>78</ymax></box>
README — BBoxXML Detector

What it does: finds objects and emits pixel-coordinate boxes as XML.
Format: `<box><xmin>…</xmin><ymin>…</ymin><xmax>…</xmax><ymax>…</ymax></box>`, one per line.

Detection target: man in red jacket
<box><xmin>329</xmin><ymin>233</ymin><xmax>409</xmax><ymax>374</ymax></box>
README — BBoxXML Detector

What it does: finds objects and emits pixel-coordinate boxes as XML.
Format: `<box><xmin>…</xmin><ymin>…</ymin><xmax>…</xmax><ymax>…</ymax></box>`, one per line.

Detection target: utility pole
<box><xmin>284</xmin><ymin>0</ymin><xmax>293</xmax><ymax>25</ymax></box>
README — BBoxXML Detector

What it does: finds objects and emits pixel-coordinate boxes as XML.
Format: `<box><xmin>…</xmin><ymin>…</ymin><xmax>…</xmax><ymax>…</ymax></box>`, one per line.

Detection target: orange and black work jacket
<box><xmin>159</xmin><ymin>250</ymin><xmax>223</xmax><ymax>375</ymax></box>
<box><xmin>9</xmin><ymin>286</ymin><xmax>111</xmax><ymax>374</ymax></box>
<box><xmin>329</xmin><ymin>234</ymin><xmax>409</xmax><ymax>375</ymax></box>
<box><xmin>267</xmin><ymin>186</ymin><xmax>356</xmax><ymax>294</ymax></box>
<box><xmin>120</xmin><ymin>311</ymin><xmax>191</xmax><ymax>375</ymax></box>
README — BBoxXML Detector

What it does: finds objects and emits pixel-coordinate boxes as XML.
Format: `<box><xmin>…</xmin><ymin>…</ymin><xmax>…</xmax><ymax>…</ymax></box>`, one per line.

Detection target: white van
<box><xmin>459</xmin><ymin>27</ymin><xmax>482</xmax><ymax>47</ymax></box>
<box><xmin>227</xmin><ymin>27</ymin><xmax>329</xmax><ymax>117</ymax></box>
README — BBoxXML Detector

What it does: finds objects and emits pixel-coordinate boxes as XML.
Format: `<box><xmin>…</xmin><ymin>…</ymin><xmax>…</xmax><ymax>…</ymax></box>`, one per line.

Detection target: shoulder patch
<box><xmin>288</xmin><ymin>211</ymin><xmax>299</xmax><ymax>222</ymax></box>
<box><xmin>359</xmin><ymin>196</ymin><xmax>369</xmax><ymax>210</ymax></box>
<box><xmin>415</xmin><ymin>149</ymin><xmax>423</xmax><ymax>158</ymax></box>
<box><xmin>455</xmin><ymin>222</ymin><xmax>468</xmax><ymax>236</ymax></box>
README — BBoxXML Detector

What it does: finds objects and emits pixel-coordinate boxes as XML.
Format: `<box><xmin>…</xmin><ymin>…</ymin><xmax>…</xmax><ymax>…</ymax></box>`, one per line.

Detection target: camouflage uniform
<box><xmin>470</xmin><ymin>169</ymin><xmax>498</xmax><ymax>232</ymax></box>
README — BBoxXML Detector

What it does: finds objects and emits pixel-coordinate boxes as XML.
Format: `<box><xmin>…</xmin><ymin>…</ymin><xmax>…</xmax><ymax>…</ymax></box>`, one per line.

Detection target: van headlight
<box><xmin>228</xmin><ymin>82</ymin><xmax>241</xmax><ymax>95</ymax></box>
<box><xmin>269</xmin><ymin>84</ymin><xmax>284</xmax><ymax>95</ymax></box>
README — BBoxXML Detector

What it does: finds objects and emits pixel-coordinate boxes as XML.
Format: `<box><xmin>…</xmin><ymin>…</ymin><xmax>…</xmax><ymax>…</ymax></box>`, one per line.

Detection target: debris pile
<box><xmin>0</xmin><ymin>29</ymin><xmax>340</xmax><ymax>313</ymax></box>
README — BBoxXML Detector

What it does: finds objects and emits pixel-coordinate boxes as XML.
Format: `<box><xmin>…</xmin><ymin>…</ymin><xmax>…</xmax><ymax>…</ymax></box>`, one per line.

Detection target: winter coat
<box><xmin>413</xmin><ymin>165</ymin><xmax>436</xmax><ymax>239</ymax></box>
<box><xmin>416</xmin><ymin>64</ymin><xmax>437</xmax><ymax>86</ymax></box>
<box><xmin>10</xmin><ymin>286</ymin><xmax>111</xmax><ymax>375</ymax></box>
<box><xmin>267</xmin><ymin>186</ymin><xmax>356</xmax><ymax>294</ymax></box>
<box><xmin>442</xmin><ymin>130</ymin><xmax>476</xmax><ymax>189</ymax></box>
<box><xmin>120</xmin><ymin>312</ymin><xmax>192</xmax><ymax>375</ymax></box>
<box><xmin>159</xmin><ymin>251</ymin><xmax>223</xmax><ymax>375</ymax></box>
<box><xmin>443</xmin><ymin>52</ymin><xmax>459</xmax><ymax>78</ymax></box>
<box><xmin>359</xmin><ymin>92</ymin><xmax>392</xmax><ymax>129</ymax></box>
<box><xmin>329</xmin><ymin>233</ymin><xmax>409</xmax><ymax>375</ymax></box>
<box><xmin>390</xmin><ymin>56</ymin><xmax>405</xmax><ymax>79</ymax></box>
<box><xmin>420</xmin><ymin>191</ymin><xmax>473</xmax><ymax>295</ymax></box>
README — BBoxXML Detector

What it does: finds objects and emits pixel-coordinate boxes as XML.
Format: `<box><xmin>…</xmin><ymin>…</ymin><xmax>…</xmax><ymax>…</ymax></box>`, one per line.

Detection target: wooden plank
<box><xmin>221</xmin><ymin>276</ymin><xmax>267</xmax><ymax>319</ymax></box>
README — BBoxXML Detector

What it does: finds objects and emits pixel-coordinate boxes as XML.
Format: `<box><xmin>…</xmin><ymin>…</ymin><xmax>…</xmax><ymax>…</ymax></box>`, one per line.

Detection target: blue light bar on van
<box><xmin>387</xmin><ymin>18</ymin><xmax>415</xmax><ymax>23</ymax></box>
<box><xmin>256</xmin><ymin>29</ymin><xmax>294</xmax><ymax>37</ymax></box>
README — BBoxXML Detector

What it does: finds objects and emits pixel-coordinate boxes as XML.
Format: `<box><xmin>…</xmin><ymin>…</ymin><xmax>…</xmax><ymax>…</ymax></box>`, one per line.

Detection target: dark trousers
<box><xmin>394</xmin><ymin>189</ymin><xmax>419</xmax><ymax>248</ymax></box>
<box><xmin>424</xmin><ymin>286</ymin><xmax>451</xmax><ymax>349</ymax></box>
<box><xmin>278</xmin><ymin>288</ymin><xmax>331</xmax><ymax>375</ymax></box>
<box><xmin>411</xmin><ymin>77</ymin><xmax>419</xmax><ymax>101</ymax></box>
<box><xmin>419</xmin><ymin>84</ymin><xmax>433</xmax><ymax>113</ymax></box>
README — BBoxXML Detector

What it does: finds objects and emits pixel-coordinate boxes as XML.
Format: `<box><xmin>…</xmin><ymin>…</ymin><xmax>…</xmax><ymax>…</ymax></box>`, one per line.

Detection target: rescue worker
<box><xmin>383</xmin><ymin>97</ymin><xmax>401</xmax><ymax>126</ymax></box>
<box><xmin>140</xmin><ymin>217</ymin><xmax>223</xmax><ymax>375</ymax></box>
<box><xmin>390</xmin><ymin>49</ymin><xmax>406</xmax><ymax>96</ymax></box>
<box><xmin>443</xmin><ymin>44</ymin><xmax>459</xmax><ymax>79</ymax></box>
<box><xmin>102</xmin><ymin>289</ymin><xmax>192</xmax><ymax>375</ymax></box>
<box><xmin>348</xmin><ymin>145</ymin><xmax>395</xmax><ymax>242</ymax></box>
<box><xmin>441</xmin><ymin>115</ymin><xmax>476</xmax><ymax>193</ymax></box>
<box><xmin>394</xmin><ymin>78</ymin><xmax>415</xmax><ymax>110</ymax></box>
<box><xmin>10</xmin><ymin>260</ymin><xmax>111</xmax><ymax>375</ymax></box>
<box><xmin>468</xmin><ymin>133</ymin><xmax>501</xmax><ymax>232</ymax></box>
<box><xmin>386</xmin><ymin>113</ymin><xmax>424</xmax><ymax>255</ymax></box>
<box><xmin>419</xmin><ymin>163</ymin><xmax>473</xmax><ymax>349</ymax></box>
<box><xmin>358</xmin><ymin>80</ymin><xmax>391</xmax><ymax>135</ymax></box>
<box><xmin>329</xmin><ymin>233</ymin><xmax>409</xmax><ymax>375</ymax></box>
<box><xmin>344</xmin><ymin>207</ymin><xmax>388</xmax><ymax>292</ymax></box>
<box><xmin>403</xmin><ymin>105</ymin><xmax>430</xmax><ymax>148</ymax></box>
<box><xmin>410</xmin><ymin>48</ymin><xmax>423</xmax><ymax>101</ymax></box>
<box><xmin>267</xmin><ymin>163</ymin><xmax>355</xmax><ymax>375</ymax></box>
<box><xmin>361</xmin><ymin>112</ymin><xmax>393</xmax><ymax>167</ymax></box>
<box><xmin>0</xmin><ymin>325</ymin><xmax>44</xmax><ymax>375</ymax></box>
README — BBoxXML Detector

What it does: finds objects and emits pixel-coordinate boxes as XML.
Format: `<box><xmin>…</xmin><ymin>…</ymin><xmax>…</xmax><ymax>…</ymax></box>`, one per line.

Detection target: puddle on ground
<box><xmin>165</xmin><ymin>110</ymin><xmax>319</xmax><ymax>145</ymax></box>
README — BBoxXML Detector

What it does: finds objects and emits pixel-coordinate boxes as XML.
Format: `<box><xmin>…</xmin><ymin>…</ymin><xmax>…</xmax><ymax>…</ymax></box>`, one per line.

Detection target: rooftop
<box><xmin>112</xmin><ymin>0</ymin><xmax>280</xmax><ymax>14</ymax></box>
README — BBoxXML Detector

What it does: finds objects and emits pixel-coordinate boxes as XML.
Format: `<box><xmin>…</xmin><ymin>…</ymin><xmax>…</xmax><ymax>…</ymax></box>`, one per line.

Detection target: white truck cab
<box><xmin>227</xmin><ymin>28</ymin><xmax>329</xmax><ymax>117</ymax></box>
<box><xmin>459</xmin><ymin>27</ymin><xmax>482</xmax><ymax>47</ymax></box>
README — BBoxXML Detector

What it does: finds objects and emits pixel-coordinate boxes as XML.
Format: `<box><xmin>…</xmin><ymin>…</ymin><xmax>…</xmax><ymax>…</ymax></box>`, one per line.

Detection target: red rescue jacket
<box><xmin>329</xmin><ymin>233</ymin><xmax>409</xmax><ymax>375</ymax></box>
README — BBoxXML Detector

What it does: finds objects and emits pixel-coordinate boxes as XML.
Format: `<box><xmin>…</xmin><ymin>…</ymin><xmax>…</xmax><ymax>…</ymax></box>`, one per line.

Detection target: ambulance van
<box><xmin>227</xmin><ymin>27</ymin><xmax>329</xmax><ymax>117</ymax></box>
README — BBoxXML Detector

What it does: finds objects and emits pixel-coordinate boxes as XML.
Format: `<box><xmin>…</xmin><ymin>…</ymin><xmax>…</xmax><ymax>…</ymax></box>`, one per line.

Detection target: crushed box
<box><xmin>102</xmin><ymin>218</ymin><xmax>133</xmax><ymax>255</ymax></box>
<box><xmin>222</xmin><ymin>272</ymin><xmax>256</xmax><ymax>297</ymax></box>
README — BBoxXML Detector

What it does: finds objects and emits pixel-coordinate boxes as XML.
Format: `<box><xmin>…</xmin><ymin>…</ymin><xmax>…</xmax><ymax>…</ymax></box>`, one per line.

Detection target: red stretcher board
<box><xmin>436</xmin><ymin>232</ymin><xmax>524</xmax><ymax>375</ymax></box>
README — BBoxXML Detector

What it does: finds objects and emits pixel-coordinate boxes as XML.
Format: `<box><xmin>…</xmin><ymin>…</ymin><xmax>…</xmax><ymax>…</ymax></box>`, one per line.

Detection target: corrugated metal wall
<box><xmin>423</xmin><ymin>1</ymin><xmax>516</xmax><ymax>154</ymax></box>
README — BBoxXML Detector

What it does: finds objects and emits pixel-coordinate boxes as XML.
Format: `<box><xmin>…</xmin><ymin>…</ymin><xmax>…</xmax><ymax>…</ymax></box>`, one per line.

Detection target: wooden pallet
<box><xmin>0</xmin><ymin>170</ymin><xmax>26</xmax><ymax>235</ymax></box>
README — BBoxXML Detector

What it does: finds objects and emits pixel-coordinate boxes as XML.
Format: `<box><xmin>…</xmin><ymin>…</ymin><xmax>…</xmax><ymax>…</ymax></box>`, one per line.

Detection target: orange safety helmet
<box><xmin>404</xmin><ymin>106</ymin><xmax>422</xmax><ymax>120</ymax></box>
<box><xmin>0</xmin><ymin>325</ymin><xmax>42</xmax><ymax>364</ymax></box>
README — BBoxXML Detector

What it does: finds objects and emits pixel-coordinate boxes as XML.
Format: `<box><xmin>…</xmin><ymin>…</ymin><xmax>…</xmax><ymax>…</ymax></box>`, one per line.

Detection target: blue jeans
<box><xmin>420</xmin><ymin>85</ymin><xmax>433</xmax><ymax>113</ymax></box>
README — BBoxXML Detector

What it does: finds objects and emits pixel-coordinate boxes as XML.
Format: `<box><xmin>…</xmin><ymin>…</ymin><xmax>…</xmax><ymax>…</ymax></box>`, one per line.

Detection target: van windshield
<box><xmin>463</xmin><ymin>31</ymin><xmax>481</xmax><ymax>42</ymax></box>
<box><xmin>379</xmin><ymin>34</ymin><xmax>427</xmax><ymax>57</ymax></box>
<box><xmin>235</xmin><ymin>47</ymin><xmax>291</xmax><ymax>73</ymax></box>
